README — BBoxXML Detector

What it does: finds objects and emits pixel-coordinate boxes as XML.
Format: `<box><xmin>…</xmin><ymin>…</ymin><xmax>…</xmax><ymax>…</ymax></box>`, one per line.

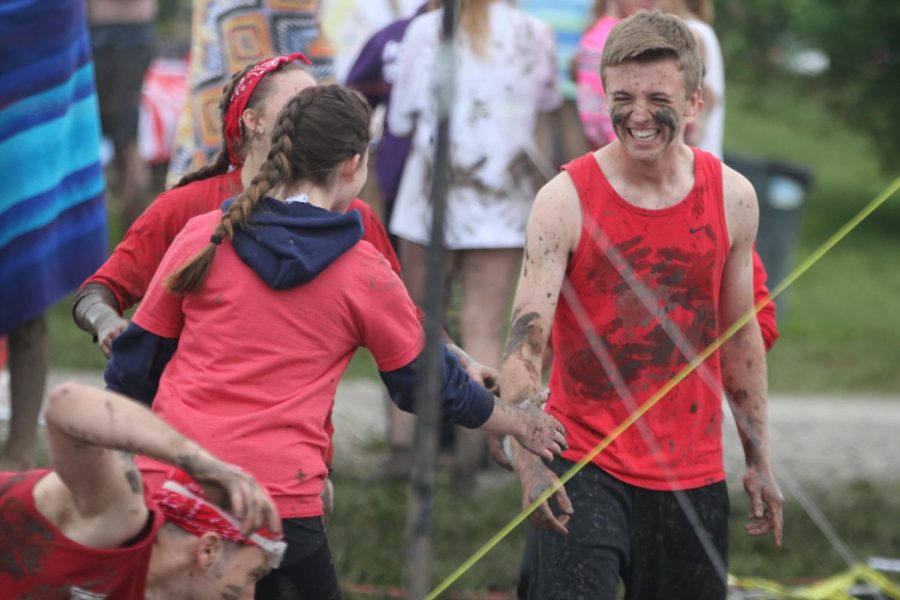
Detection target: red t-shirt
<box><xmin>133</xmin><ymin>211</ymin><xmax>423</xmax><ymax>518</ymax></box>
<box><xmin>82</xmin><ymin>170</ymin><xmax>400</xmax><ymax>312</ymax></box>
<box><xmin>548</xmin><ymin>149</ymin><xmax>729</xmax><ymax>490</ymax></box>
<box><xmin>752</xmin><ymin>249</ymin><xmax>778</xmax><ymax>350</ymax></box>
<box><xmin>0</xmin><ymin>470</ymin><xmax>164</xmax><ymax>599</ymax></box>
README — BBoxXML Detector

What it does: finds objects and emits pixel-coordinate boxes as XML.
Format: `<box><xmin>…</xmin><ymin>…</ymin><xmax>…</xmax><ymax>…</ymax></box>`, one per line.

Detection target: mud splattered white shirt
<box><xmin>388</xmin><ymin>2</ymin><xmax>562</xmax><ymax>249</ymax></box>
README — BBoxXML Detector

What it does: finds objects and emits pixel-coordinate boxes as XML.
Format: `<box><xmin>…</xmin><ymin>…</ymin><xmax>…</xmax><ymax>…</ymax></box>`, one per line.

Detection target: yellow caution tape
<box><xmin>729</xmin><ymin>564</ymin><xmax>900</xmax><ymax>599</ymax></box>
<box><xmin>427</xmin><ymin>175</ymin><xmax>900</xmax><ymax>599</ymax></box>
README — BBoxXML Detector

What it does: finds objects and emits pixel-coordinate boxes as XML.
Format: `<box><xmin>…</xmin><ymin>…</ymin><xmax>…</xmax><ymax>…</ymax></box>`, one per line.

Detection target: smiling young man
<box><xmin>500</xmin><ymin>10</ymin><xmax>783</xmax><ymax>599</ymax></box>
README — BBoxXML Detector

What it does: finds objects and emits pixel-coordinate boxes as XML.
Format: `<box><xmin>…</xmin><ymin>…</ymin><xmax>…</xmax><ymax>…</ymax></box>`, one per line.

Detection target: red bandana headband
<box><xmin>152</xmin><ymin>471</ymin><xmax>286</xmax><ymax>568</ymax></box>
<box><xmin>224</xmin><ymin>52</ymin><xmax>312</xmax><ymax>167</ymax></box>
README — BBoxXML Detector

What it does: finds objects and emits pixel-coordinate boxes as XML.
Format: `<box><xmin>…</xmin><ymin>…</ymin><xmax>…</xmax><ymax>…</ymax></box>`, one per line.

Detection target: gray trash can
<box><xmin>724</xmin><ymin>153</ymin><xmax>813</xmax><ymax>316</ymax></box>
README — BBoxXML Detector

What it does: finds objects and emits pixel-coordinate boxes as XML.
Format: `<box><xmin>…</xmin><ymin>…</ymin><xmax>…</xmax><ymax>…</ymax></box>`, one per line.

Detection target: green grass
<box><xmin>725</xmin><ymin>78</ymin><xmax>900</xmax><ymax>392</ymax></box>
<box><xmin>326</xmin><ymin>472</ymin><xmax>900</xmax><ymax>596</ymax></box>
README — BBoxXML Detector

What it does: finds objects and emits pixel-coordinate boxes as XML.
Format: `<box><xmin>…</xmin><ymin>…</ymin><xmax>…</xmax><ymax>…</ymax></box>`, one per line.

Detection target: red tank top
<box><xmin>547</xmin><ymin>148</ymin><xmax>729</xmax><ymax>490</ymax></box>
<box><xmin>0</xmin><ymin>469</ymin><xmax>164</xmax><ymax>599</ymax></box>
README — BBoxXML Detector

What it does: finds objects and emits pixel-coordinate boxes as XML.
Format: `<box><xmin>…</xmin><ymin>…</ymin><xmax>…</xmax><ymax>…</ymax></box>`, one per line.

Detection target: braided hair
<box><xmin>165</xmin><ymin>85</ymin><xmax>372</xmax><ymax>295</ymax></box>
<box><xmin>172</xmin><ymin>62</ymin><xmax>306</xmax><ymax>189</ymax></box>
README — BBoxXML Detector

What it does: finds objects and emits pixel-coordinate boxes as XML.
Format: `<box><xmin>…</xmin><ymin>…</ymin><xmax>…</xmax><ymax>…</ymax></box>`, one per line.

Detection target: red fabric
<box><xmin>81</xmin><ymin>172</ymin><xmax>397</xmax><ymax>472</ymax></box>
<box><xmin>133</xmin><ymin>211</ymin><xmax>423</xmax><ymax>518</ymax></box>
<box><xmin>350</xmin><ymin>198</ymin><xmax>401</xmax><ymax>274</ymax></box>
<box><xmin>752</xmin><ymin>248</ymin><xmax>779</xmax><ymax>350</ymax></box>
<box><xmin>81</xmin><ymin>175</ymin><xmax>399</xmax><ymax>313</ymax></box>
<box><xmin>152</xmin><ymin>469</ymin><xmax>281</xmax><ymax>546</ymax></box>
<box><xmin>0</xmin><ymin>470</ymin><xmax>164</xmax><ymax>599</ymax></box>
<box><xmin>548</xmin><ymin>149</ymin><xmax>729</xmax><ymax>491</ymax></box>
<box><xmin>224</xmin><ymin>53</ymin><xmax>312</xmax><ymax>167</ymax></box>
<box><xmin>82</xmin><ymin>170</ymin><xmax>243</xmax><ymax>312</ymax></box>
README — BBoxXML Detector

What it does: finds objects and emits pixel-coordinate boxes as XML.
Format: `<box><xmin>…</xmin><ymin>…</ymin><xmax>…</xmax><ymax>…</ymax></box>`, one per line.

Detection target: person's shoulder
<box><xmin>686</xmin><ymin>18</ymin><xmax>717</xmax><ymax>40</ymax></box>
<box><xmin>721</xmin><ymin>161</ymin><xmax>757</xmax><ymax>205</ymax></box>
<box><xmin>170</xmin><ymin>209</ymin><xmax>222</xmax><ymax>249</ymax></box>
<box><xmin>348</xmin><ymin>197</ymin><xmax>376</xmax><ymax>220</ymax></box>
<box><xmin>404</xmin><ymin>9</ymin><xmax>440</xmax><ymax>39</ymax></box>
<box><xmin>531</xmin><ymin>167</ymin><xmax>581</xmax><ymax>231</ymax></box>
<box><xmin>153</xmin><ymin>173</ymin><xmax>237</xmax><ymax>212</ymax></box>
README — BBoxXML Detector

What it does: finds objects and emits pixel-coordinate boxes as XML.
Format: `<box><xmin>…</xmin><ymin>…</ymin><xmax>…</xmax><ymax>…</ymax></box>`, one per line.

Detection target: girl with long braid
<box><xmin>106</xmin><ymin>85</ymin><xmax>567</xmax><ymax>598</ymax></box>
<box><xmin>73</xmin><ymin>54</ymin><xmax>398</xmax><ymax>357</ymax></box>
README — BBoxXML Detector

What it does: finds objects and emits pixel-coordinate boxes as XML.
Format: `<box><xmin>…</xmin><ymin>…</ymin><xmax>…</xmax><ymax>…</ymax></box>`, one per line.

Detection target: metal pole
<box><xmin>406</xmin><ymin>0</ymin><xmax>456</xmax><ymax>598</ymax></box>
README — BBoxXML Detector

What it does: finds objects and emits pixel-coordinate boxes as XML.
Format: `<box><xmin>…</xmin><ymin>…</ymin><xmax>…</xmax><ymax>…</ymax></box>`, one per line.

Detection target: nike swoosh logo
<box><xmin>689</xmin><ymin>225</ymin><xmax>705</xmax><ymax>234</ymax></box>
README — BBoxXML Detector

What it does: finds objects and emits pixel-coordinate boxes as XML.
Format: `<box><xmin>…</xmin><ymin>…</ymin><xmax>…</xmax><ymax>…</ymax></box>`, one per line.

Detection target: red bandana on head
<box><xmin>152</xmin><ymin>470</ymin><xmax>286</xmax><ymax>568</ymax></box>
<box><xmin>224</xmin><ymin>52</ymin><xmax>312</xmax><ymax>168</ymax></box>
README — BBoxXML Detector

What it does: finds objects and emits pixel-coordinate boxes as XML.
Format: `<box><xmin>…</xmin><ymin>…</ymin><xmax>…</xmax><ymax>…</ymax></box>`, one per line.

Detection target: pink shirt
<box><xmin>133</xmin><ymin>211</ymin><xmax>424</xmax><ymax>518</ymax></box>
<box><xmin>576</xmin><ymin>16</ymin><xmax>618</xmax><ymax>148</ymax></box>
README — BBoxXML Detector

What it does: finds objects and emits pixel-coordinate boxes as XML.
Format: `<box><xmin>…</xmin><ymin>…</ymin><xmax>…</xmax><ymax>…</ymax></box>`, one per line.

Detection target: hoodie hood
<box><xmin>225</xmin><ymin>196</ymin><xmax>363</xmax><ymax>290</ymax></box>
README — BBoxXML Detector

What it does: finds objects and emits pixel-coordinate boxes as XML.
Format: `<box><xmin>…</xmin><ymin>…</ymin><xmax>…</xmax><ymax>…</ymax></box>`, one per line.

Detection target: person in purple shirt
<box><xmin>345</xmin><ymin>1</ymin><xmax>433</xmax><ymax>232</ymax></box>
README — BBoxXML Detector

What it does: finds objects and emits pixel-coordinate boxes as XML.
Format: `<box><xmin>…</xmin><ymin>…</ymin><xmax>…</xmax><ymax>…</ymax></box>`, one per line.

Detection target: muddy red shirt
<box><xmin>548</xmin><ymin>148</ymin><xmax>729</xmax><ymax>490</ymax></box>
<box><xmin>82</xmin><ymin>170</ymin><xmax>400</xmax><ymax>312</ymax></box>
<box><xmin>0</xmin><ymin>469</ymin><xmax>164</xmax><ymax>599</ymax></box>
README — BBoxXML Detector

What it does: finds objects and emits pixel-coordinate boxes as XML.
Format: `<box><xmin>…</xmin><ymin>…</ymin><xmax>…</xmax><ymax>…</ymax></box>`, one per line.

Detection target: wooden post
<box><xmin>406</xmin><ymin>1</ymin><xmax>457</xmax><ymax>598</ymax></box>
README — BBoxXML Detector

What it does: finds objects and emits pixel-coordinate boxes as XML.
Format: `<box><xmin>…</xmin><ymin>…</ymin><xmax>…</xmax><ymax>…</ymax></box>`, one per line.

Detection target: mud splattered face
<box><xmin>606</xmin><ymin>57</ymin><xmax>700</xmax><ymax>162</ymax></box>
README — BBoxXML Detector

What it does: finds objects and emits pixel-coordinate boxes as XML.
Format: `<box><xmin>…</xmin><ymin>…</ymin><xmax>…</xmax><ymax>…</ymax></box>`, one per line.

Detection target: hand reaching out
<box><xmin>512</xmin><ymin>401</ymin><xmax>567</xmax><ymax>462</ymax></box>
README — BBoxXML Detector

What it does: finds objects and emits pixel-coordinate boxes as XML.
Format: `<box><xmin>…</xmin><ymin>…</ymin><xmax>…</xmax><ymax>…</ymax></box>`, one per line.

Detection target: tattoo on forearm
<box><xmin>503</xmin><ymin>311</ymin><xmax>542</xmax><ymax>360</ymax></box>
<box><xmin>125</xmin><ymin>469</ymin><xmax>142</xmax><ymax>495</ymax></box>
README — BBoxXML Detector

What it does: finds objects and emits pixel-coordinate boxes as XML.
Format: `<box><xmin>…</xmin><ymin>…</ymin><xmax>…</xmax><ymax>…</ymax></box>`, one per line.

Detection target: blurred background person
<box><xmin>165</xmin><ymin>0</ymin><xmax>336</xmax><ymax>187</ymax></box>
<box><xmin>388</xmin><ymin>0</ymin><xmax>562</xmax><ymax>490</ymax></box>
<box><xmin>575</xmin><ymin>0</ymin><xmax>642</xmax><ymax>149</ymax></box>
<box><xmin>346</xmin><ymin>1</ymin><xmax>435</xmax><ymax>230</ymax></box>
<box><xmin>662</xmin><ymin>0</ymin><xmax>726</xmax><ymax>157</ymax></box>
<box><xmin>0</xmin><ymin>0</ymin><xmax>107</xmax><ymax>470</ymax></box>
<box><xmin>518</xmin><ymin>0</ymin><xmax>594</xmax><ymax>167</ymax></box>
<box><xmin>346</xmin><ymin>2</ymin><xmax>436</xmax><ymax>478</ymax></box>
<box><xmin>88</xmin><ymin>0</ymin><xmax>156</xmax><ymax>229</ymax></box>
<box><xmin>321</xmin><ymin>0</ymin><xmax>422</xmax><ymax>83</ymax></box>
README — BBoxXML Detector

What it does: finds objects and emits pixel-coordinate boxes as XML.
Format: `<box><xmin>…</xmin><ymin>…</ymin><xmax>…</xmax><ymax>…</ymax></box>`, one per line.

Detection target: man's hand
<box><xmin>516</xmin><ymin>451</ymin><xmax>572</xmax><ymax>535</ymax></box>
<box><xmin>487</xmin><ymin>433</ymin><xmax>513</xmax><ymax>470</ymax></box>
<box><xmin>743</xmin><ymin>463</ymin><xmax>783</xmax><ymax>546</ymax></box>
<box><xmin>488</xmin><ymin>388</ymin><xmax>551</xmax><ymax>470</ymax></box>
<box><xmin>97</xmin><ymin>313</ymin><xmax>128</xmax><ymax>357</ymax></box>
<box><xmin>321</xmin><ymin>477</ymin><xmax>334</xmax><ymax>526</ymax></box>
<box><xmin>466</xmin><ymin>360</ymin><xmax>500</xmax><ymax>395</ymax></box>
<box><xmin>510</xmin><ymin>401</ymin><xmax>566</xmax><ymax>462</ymax></box>
<box><xmin>186</xmin><ymin>453</ymin><xmax>282</xmax><ymax>537</ymax></box>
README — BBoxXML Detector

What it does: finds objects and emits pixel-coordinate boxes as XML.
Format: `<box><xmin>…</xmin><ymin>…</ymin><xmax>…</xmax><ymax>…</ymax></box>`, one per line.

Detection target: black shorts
<box><xmin>90</xmin><ymin>23</ymin><xmax>155</xmax><ymax>148</ymax></box>
<box><xmin>527</xmin><ymin>458</ymin><xmax>730</xmax><ymax>600</ymax></box>
<box><xmin>255</xmin><ymin>517</ymin><xmax>341</xmax><ymax>600</ymax></box>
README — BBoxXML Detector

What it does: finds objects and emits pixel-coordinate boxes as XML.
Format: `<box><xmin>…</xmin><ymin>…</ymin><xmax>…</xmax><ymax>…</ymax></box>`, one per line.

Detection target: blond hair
<box><xmin>601</xmin><ymin>10</ymin><xmax>703</xmax><ymax>96</ymax></box>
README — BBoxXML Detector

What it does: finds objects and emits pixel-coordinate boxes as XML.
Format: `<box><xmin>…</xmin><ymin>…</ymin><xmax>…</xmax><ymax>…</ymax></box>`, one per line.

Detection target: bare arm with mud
<box><xmin>500</xmin><ymin>173</ymin><xmax>582</xmax><ymax>534</ymax></box>
<box><xmin>719</xmin><ymin>167</ymin><xmax>784</xmax><ymax>546</ymax></box>
<box><xmin>35</xmin><ymin>382</ymin><xmax>281</xmax><ymax>549</ymax></box>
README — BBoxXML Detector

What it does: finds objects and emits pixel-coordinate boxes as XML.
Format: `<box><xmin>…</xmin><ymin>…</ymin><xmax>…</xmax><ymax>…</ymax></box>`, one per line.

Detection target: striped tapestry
<box><xmin>0</xmin><ymin>0</ymin><xmax>107</xmax><ymax>334</ymax></box>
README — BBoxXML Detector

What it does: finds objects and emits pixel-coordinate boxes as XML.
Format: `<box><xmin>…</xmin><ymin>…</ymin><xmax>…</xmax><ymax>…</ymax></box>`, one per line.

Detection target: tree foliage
<box><xmin>714</xmin><ymin>0</ymin><xmax>900</xmax><ymax>170</ymax></box>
